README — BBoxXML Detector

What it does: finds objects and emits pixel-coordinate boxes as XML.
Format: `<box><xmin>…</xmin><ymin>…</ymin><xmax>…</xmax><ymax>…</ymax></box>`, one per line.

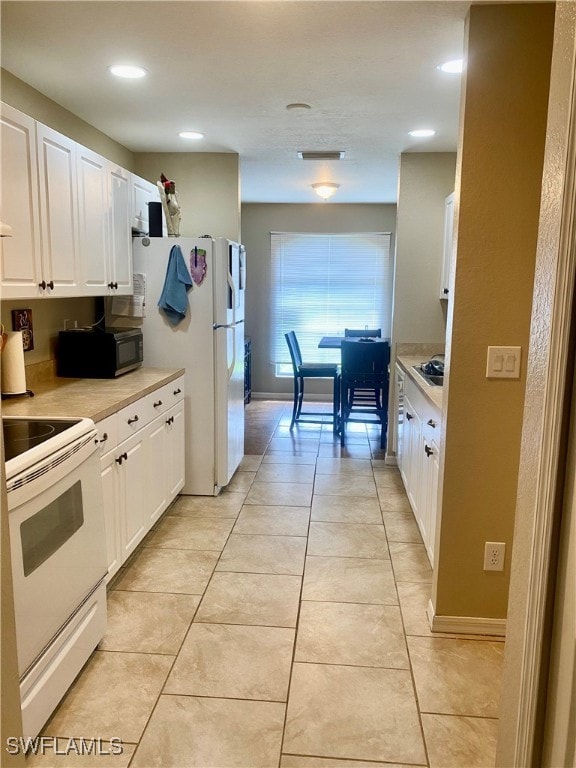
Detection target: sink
<box><xmin>412</xmin><ymin>365</ymin><xmax>444</xmax><ymax>387</ymax></box>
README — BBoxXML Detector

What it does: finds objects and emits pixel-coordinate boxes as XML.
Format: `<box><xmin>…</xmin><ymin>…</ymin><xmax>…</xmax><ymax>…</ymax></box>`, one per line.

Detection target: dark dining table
<box><xmin>318</xmin><ymin>336</ymin><xmax>390</xmax><ymax>349</ymax></box>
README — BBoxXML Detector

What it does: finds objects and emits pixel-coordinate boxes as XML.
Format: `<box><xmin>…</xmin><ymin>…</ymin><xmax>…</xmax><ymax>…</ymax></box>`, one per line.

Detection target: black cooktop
<box><xmin>2</xmin><ymin>418</ymin><xmax>82</xmax><ymax>462</ymax></box>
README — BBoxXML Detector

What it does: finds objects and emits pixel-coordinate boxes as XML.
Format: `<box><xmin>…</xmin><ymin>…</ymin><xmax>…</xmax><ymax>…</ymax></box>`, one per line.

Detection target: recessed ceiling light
<box><xmin>409</xmin><ymin>129</ymin><xmax>436</xmax><ymax>138</ymax></box>
<box><xmin>109</xmin><ymin>64</ymin><xmax>147</xmax><ymax>79</ymax></box>
<box><xmin>438</xmin><ymin>59</ymin><xmax>464</xmax><ymax>74</ymax></box>
<box><xmin>286</xmin><ymin>103</ymin><xmax>312</xmax><ymax>111</ymax></box>
<box><xmin>179</xmin><ymin>131</ymin><xmax>204</xmax><ymax>140</ymax></box>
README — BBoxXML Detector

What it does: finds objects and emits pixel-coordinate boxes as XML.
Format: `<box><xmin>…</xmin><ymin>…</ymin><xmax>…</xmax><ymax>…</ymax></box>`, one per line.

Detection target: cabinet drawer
<box><xmin>117</xmin><ymin>398</ymin><xmax>149</xmax><ymax>443</ymax></box>
<box><xmin>96</xmin><ymin>413</ymin><xmax>118</xmax><ymax>457</ymax></box>
<box><xmin>167</xmin><ymin>376</ymin><xmax>185</xmax><ymax>404</ymax></box>
<box><xmin>147</xmin><ymin>387</ymin><xmax>171</xmax><ymax>418</ymax></box>
<box><xmin>142</xmin><ymin>377</ymin><xmax>185</xmax><ymax>421</ymax></box>
<box><xmin>422</xmin><ymin>411</ymin><xmax>440</xmax><ymax>442</ymax></box>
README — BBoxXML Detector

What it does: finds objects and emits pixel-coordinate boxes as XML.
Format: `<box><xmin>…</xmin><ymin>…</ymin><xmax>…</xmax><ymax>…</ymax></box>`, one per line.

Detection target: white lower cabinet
<box><xmin>398</xmin><ymin>374</ymin><xmax>442</xmax><ymax>567</ymax></box>
<box><xmin>166</xmin><ymin>401</ymin><xmax>186</xmax><ymax>500</ymax></box>
<box><xmin>146</xmin><ymin>400</ymin><xmax>186</xmax><ymax>526</ymax></box>
<box><xmin>98</xmin><ymin>376</ymin><xmax>185</xmax><ymax>582</ymax></box>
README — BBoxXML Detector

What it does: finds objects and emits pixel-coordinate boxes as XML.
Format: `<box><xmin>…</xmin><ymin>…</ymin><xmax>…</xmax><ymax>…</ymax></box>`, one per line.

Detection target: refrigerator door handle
<box><xmin>213</xmin><ymin>320</ymin><xmax>244</xmax><ymax>330</ymax></box>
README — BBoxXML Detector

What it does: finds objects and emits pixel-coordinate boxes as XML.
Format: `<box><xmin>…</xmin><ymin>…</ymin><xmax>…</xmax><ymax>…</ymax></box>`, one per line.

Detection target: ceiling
<box><xmin>0</xmin><ymin>1</ymin><xmax>470</xmax><ymax>204</ymax></box>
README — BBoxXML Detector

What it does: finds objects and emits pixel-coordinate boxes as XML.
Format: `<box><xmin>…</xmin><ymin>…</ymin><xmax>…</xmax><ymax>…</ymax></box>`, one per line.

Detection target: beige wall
<box><xmin>433</xmin><ymin>3</ymin><xmax>555</xmax><ymax>621</ymax></box>
<box><xmin>1</xmin><ymin>69</ymin><xmax>134</xmax><ymax>169</ymax></box>
<box><xmin>391</xmin><ymin>152</ymin><xmax>456</xmax><ymax>348</ymax></box>
<box><xmin>135</xmin><ymin>154</ymin><xmax>240</xmax><ymax>243</ymax></box>
<box><xmin>241</xmin><ymin>203</ymin><xmax>396</xmax><ymax>396</ymax></box>
<box><xmin>0</xmin><ymin>298</ymin><xmax>97</xmax><ymax>367</ymax></box>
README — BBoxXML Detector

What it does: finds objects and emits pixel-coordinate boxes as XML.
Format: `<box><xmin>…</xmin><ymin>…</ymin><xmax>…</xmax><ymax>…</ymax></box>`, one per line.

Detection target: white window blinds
<box><xmin>271</xmin><ymin>232</ymin><xmax>393</xmax><ymax>372</ymax></box>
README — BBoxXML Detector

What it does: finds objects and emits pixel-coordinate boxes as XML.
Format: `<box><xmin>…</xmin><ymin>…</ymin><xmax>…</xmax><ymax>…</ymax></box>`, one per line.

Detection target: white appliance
<box><xmin>132</xmin><ymin>237</ymin><xmax>246</xmax><ymax>495</ymax></box>
<box><xmin>4</xmin><ymin>416</ymin><xmax>107</xmax><ymax>738</ymax></box>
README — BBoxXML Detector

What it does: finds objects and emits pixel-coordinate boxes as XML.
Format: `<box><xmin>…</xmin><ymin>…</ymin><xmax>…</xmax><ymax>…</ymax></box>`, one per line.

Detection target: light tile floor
<box><xmin>33</xmin><ymin>400</ymin><xmax>504</xmax><ymax>768</ymax></box>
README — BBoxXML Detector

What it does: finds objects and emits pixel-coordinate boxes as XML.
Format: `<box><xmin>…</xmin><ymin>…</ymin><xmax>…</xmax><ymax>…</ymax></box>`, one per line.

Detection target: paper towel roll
<box><xmin>1</xmin><ymin>331</ymin><xmax>27</xmax><ymax>395</ymax></box>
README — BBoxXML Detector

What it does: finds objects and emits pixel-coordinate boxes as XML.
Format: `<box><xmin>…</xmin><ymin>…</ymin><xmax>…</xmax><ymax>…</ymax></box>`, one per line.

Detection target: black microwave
<box><xmin>57</xmin><ymin>327</ymin><xmax>143</xmax><ymax>378</ymax></box>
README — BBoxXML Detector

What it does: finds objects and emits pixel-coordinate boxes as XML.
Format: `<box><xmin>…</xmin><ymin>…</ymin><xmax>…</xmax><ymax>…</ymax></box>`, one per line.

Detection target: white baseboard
<box><xmin>384</xmin><ymin>455</ymin><xmax>398</xmax><ymax>466</ymax></box>
<box><xmin>427</xmin><ymin>599</ymin><xmax>507</xmax><ymax>637</ymax></box>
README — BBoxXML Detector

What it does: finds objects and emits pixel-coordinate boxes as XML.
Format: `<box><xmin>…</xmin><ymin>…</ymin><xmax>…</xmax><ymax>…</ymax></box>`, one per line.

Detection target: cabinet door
<box><xmin>77</xmin><ymin>145</ymin><xmax>110</xmax><ymax>295</ymax></box>
<box><xmin>440</xmin><ymin>192</ymin><xmax>455</xmax><ymax>299</ymax></box>
<box><xmin>147</xmin><ymin>416</ymin><xmax>168</xmax><ymax>526</ymax></box>
<box><xmin>36</xmin><ymin>123</ymin><xmax>81</xmax><ymax>295</ymax></box>
<box><xmin>0</xmin><ymin>104</ymin><xmax>42</xmax><ymax>298</ymax></box>
<box><xmin>403</xmin><ymin>392</ymin><xmax>422</xmax><ymax>516</ymax></box>
<box><xmin>100</xmin><ymin>451</ymin><xmax>123</xmax><ymax>582</ymax></box>
<box><xmin>166</xmin><ymin>401</ymin><xmax>186</xmax><ymax>500</ymax></box>
<box><xmin>395</xmin><ymin>366</ymin><xmax>405</xmax><ymax>476</ymax></box>
<box><xmin>109</xmin><ymin>164</ymin><xmax>133</xmax><ymax>295</ymax></box>
<box><xmin>119</xmin><ymin>431</ymin><xmax>148</xmax><ymax>559</ymax></box>
<box><xmin>420</xmin><ymin>435</ymin><xmax>440</xmax><ymax>567</ymax></box>
<box><xmin>131</xmin><ymin>173</ymin><xmax>158</xmax><ymax>232</ymax></box>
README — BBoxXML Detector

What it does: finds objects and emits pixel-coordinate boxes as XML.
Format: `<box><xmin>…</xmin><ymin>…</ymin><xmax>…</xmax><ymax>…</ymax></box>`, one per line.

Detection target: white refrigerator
<box><xmin>131</xmin><ymin>236</ymin><xmax>246</xmax><ymax>495</ymax></box>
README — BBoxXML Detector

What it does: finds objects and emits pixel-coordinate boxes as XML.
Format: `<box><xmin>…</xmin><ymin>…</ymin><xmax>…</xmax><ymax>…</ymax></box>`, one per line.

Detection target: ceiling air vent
<box><xmin>297</xmin><ymin>151</ymin><xmax>346</xmax><ymax>160</ymax></box>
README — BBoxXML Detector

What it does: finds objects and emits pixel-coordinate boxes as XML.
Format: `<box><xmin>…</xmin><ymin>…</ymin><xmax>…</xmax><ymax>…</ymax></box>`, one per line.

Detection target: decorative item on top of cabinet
<box><xmin>158</xmin><ymin>173</ymin><xmax>181</xmax><ymax>237</ymax></box>
<box><xmin>440</xmin><ymin>191</ymin><xmax>455</xmax><ymax>300</ymax></box>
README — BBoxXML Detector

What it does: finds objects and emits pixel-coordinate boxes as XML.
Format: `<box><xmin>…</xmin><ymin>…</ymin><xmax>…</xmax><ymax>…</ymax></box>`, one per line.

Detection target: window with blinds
<box><xmin>271</xmin><ymin>232</ymin><xmax>393</xmax><ymax>375</ymax></box>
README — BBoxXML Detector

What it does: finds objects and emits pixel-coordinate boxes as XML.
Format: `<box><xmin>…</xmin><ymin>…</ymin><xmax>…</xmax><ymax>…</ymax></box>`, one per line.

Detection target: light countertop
<box><xmin>396</xmin><ymin>355</ymin><xmax>444</xmax><ymax>411</ymax></box>
<box><xmin>1</xmin><ymin>367</ymin><xmax>185</xmax><ymax>422</ymax></box>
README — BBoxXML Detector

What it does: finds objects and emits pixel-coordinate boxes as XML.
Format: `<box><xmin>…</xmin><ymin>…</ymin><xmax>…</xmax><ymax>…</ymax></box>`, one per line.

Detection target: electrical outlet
<box><xmin>484</xmin><ymin>542</ymin><xmax>505</xmax><ymax>571</ymax></box>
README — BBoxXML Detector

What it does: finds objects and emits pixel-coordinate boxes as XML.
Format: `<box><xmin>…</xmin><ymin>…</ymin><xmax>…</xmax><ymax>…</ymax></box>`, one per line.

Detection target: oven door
<box><xmin>8</xmin><ymin>432</ymin><xmax>107</xmax><ymax>676</ymax></box>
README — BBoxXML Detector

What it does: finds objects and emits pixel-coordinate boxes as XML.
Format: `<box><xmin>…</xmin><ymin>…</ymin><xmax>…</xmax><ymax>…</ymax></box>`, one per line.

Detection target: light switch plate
<box><xmin>486</xmin><ymin>346</ymin><xmax>521</xmax><ymax>378</ymax></box>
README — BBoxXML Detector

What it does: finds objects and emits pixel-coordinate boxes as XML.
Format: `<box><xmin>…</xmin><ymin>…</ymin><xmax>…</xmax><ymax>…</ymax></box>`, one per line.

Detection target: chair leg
<box><xmin>340</xmin><ymin>381</ymin><xmax>347</xmax><ymax>446</ymax></box>
<box><xmin>333</xmin><ymin>375</ymin><xmax>340</xmax><ymax>433</ymax></box>
<box><xmin>296</xmin><ymin>377</ymin><xmax>304</xmax><ymax>419</ymax></box>
<box><xmin>290</xmin><ymin>377</ymin><xmax>300</xmax><ymax>430</ymax></box>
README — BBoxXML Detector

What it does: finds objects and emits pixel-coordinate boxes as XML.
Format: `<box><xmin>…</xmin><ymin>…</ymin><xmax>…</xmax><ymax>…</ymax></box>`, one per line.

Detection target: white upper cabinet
<box><xmin>440</xmin><ymin>192</ymin><xmax>455</xmax><ymax>300</ymax></box>
<box><xmin>0</xmin><ymin>104</ymin><xmax>43</xmax><ymax>298</ymax></box>
<box><xmin>0</xmin><ymin>101</ymin><xmax>134</xmax><ymax>299</ymax></box>
<box><xmin>77</xmin><ymin>151</ymin><xmax>133</xmax><ymax>296</ymax></box>
<box><xmin>109</xmin><ymin>164</ymin><xmax>132</xmax><ymax>294</ymax></box>
<box><xmin>36</xmin><ymin>123</ymin><xmax>81</xmax><ymax>296</ymax></box>
<box><xmin>77</xmin><ymin>145</ymin><xmax>110</xmax><ymax>295</ymax></box>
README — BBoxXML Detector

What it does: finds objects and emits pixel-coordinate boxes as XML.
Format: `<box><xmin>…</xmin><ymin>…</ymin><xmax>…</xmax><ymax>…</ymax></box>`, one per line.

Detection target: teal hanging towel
<box><xmin>158</xmin><ymin>244</ymin><xmax>193</xmax><ymax>326</ymax></box>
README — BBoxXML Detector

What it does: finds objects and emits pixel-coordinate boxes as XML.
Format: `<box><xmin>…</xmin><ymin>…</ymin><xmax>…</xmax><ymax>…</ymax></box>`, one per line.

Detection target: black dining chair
<box><xmin>344</xmin><ymin>328</ymin><xmax>382</xmax><ymax>338</ymax></box>
<box><xmin>285</xmin><ymin>331</ymin><xmax>340</xmax><ymax>432</ymax></box>
<box><xmin>339</xmin><ymin>339</ymin><xmax>390</xmax><ymax>448</ymax></box>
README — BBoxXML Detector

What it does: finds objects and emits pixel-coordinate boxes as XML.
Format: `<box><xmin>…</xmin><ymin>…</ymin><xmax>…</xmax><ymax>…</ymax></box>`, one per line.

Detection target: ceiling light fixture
<box><xmin>409</xmin><ymin>129</ymin><xmax>436</xmax><ymax>138</ymax></box>
<box><xmin>438</xmin><ymin>59</ymin><xmax>464</xmax><ymax>74</ymax></box>
<box><xmin>109</xmin><ymin>64</ymin><xmax>147</xmax><ymax>79</ymax></box>
<box><xmin>286</xmin><ymin>103</ymin><xmax>312</xmax><ymax>111</ymax></box>
<box><xmin>179</xmin><ymin>131</ymin><xmax>204</xmax><ymax>140</ymax></box>
<box><xmin>298</xmin><ymin>151</ymin><xmax>346</xmax><ymax>160</ymax></box>
<box><xmin>312</xmin><ymin>182</ymin><xmax>340</xmax><ymax>200</ymax></box>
